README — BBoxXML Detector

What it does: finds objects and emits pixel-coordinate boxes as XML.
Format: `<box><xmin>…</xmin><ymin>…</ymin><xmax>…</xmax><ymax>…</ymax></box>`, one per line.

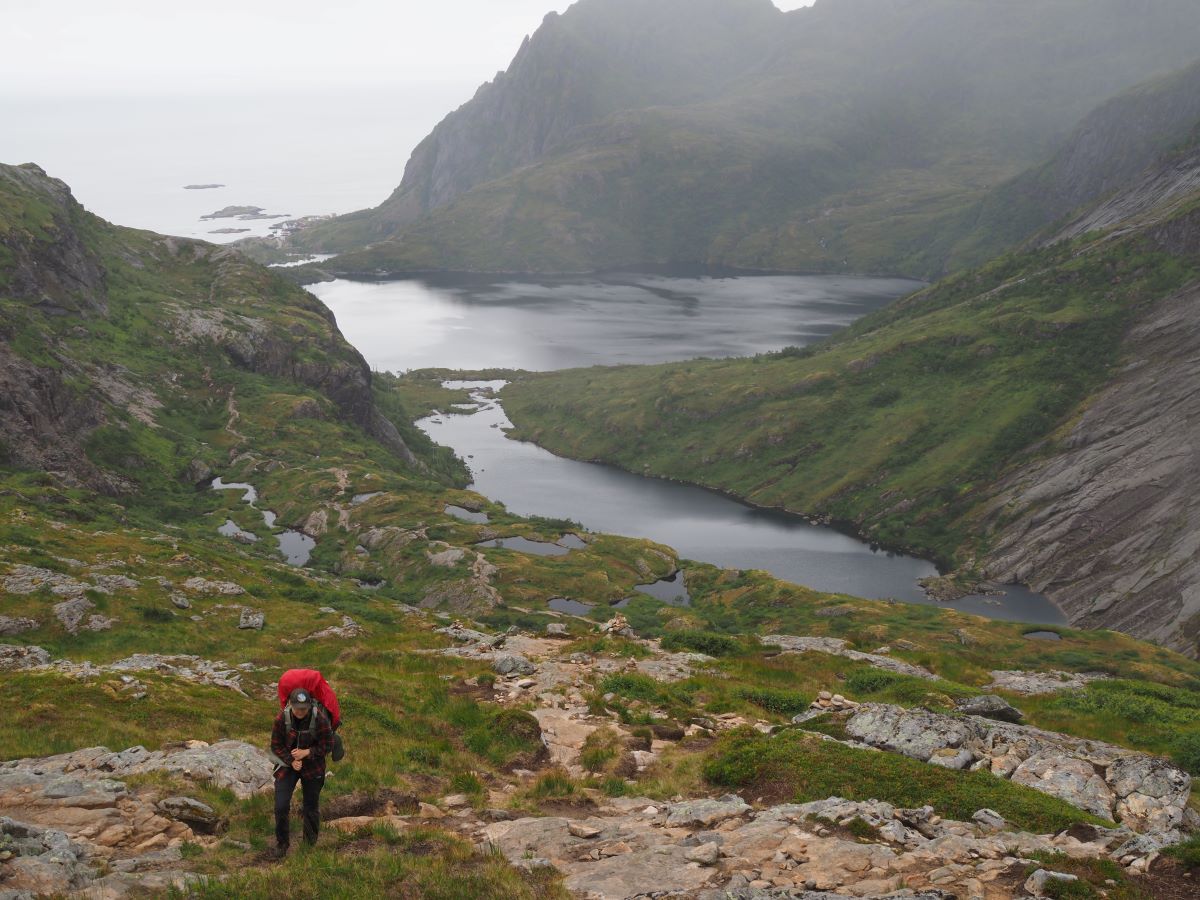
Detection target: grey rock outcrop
<box><xmin>476</xmin><ymin>793</ymin><xmax>1152</xmax><ymax>900</ymax></box>
<box><xmin>841</xmin><ymin>703</ymin><xmax>1191</xmax><ymax>831</ymax></box>
<box><xmin>237</xmin><ymin>609</ymin><xmax>264</xmax><ymax>630</ymax></box>
<box><xmin>0</xmin><ymin>644</ymin><xmax>51</xmax><ymax>671</ymax></box>
<box><xmin>0</xmin><ymin>615</ymin><xmax>39</xmax><ymax>637</ymax></box>
<box><xmin>1</xmin><ymin>741</ymin><xmax>273</xmax><ymax>801</ymax></box>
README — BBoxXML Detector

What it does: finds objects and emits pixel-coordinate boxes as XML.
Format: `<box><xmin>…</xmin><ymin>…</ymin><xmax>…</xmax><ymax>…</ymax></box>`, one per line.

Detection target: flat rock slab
<box><xmin>763</xmin><ymin>634</ymin><xmax>935</xmax><ymax>680</ymax></box>
<box><xmin>2</xmin><ymin>740</ymin><xmax>273</xmax><ymax>799</ymax></box>
<box><xmin>986</xmin><ymin>670</ymin><xmax>1110</xmax><ymax>695</ymax></box>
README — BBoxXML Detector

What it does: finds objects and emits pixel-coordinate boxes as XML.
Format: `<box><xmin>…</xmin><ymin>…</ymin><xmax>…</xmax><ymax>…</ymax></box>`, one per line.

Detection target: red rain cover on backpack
<box><xmin>277</xmin><ymin>669</ymin><xmax>341</xmax><ymax>729</ymax></box>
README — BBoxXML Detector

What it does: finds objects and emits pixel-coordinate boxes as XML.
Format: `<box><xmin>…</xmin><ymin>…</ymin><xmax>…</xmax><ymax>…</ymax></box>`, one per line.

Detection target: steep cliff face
<box><xmin>981</xmin><ymin>159</ymin><xmax>1200</xmax><ymax>656</ymax></box>
<box><xmin>269</xmin><ymin>0</ymin><xmax>1200</xmax><ymax>276</ymax></box>
<box><xmin>0</xmin><ymin>163</ymin><xmax>415</xmax><ymax>493</ymax></box>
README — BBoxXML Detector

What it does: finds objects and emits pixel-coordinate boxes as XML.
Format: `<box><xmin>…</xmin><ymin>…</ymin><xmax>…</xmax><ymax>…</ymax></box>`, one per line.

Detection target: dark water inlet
<box><xmin>421</xmin><ymin>384</ymin><xmax>1065</xmax><ymax>625</ymax></box>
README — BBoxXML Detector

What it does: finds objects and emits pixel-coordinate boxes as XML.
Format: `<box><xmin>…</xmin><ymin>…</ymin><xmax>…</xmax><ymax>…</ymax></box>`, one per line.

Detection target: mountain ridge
<box><xmin>250</xmin><ymin>0</ymin><xmax>1200</xmax><ymax>279</ymax></box>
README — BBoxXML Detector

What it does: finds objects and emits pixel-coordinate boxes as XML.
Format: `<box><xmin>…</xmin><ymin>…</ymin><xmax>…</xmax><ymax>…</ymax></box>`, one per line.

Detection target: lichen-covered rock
<box><xmin>1107</xmin><ymin>755</ymin><xmax>1191</xmax><ymax>833</ymax></box>
<box><xmin>53</xmin><ymin>596</ymin><xmax>94</xmax><ymax>634</ymax></box>
<box><xmin>0</xmin><ymin>644</ymin><xmax>52</xmax><ymax>671</ymax></box>
<box><xmin>1011</xmin><ymin>753</ymin><xmax>1116</xmax><ymax>820</ymax></box>
<box><xmin>237</xmin><ymin>608</ymin><xmax>264</xmax><ymax>630</ymax></box>
<box><xmin>182</xmin><ymin>577</ymin><xmax>245</xmax><ymax>596</ymax></box>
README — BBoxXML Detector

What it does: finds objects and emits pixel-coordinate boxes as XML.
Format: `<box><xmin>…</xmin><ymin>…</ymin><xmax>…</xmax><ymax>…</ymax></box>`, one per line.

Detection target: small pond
<box><xmin>1024</xmin><ymin>630</ymin><xmax>1063</xmax><ymax>641</ymax></box>
<box><xmin>635</xmin><ymin>572</ymin><xmax>692</xmax><ymax>607</ymax></box>
<box><xmin>548</xmin><ymin>597</ymin><xmax>595</xmax><ymax>616</ymax></box>
<box><xmin>475</xmin><ymin>536</ymin><xmax>570</xmax><ymax>557</ymax></box>
<box><xmin>446</xmin><ymin>505</ymin><xmax>490</xmax><ymax>524</ymax></box>
<box><xmin>210</xmin><ymin>476</ymin><xmax>314</xmax><ymax>566</ymax></box>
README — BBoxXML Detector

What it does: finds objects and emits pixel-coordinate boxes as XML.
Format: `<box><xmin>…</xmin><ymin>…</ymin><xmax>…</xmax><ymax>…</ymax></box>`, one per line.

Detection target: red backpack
<box><xmin>278</xmin><ymin>669</ymin><xmax>344</xmax><ymax>761</ymax></box>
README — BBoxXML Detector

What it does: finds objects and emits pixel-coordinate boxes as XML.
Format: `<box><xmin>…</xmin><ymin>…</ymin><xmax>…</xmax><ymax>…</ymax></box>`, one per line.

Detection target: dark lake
<box><xmin>316</xmin><ymin>271</ymin><xmax>1065</xmax><ymax>625</ymax></box>
<box><xmin>309</xmin><ymin>271</ymin><xmax>924</xmax><ymax>371</ymax></box>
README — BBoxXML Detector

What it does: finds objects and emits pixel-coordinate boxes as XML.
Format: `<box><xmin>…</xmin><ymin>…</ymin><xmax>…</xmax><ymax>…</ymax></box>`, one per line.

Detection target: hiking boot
<box><xmin>268</xmin><ymin>843</ymin><xmax>289</xmax><ymax>860</ymax></box>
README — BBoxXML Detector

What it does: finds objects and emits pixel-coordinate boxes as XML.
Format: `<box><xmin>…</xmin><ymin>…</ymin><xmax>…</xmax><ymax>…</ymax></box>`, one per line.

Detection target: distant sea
<box><xmin>0</xmin><ymin>87</ymin><xmax>470</xmax><ymax>243</ymax></box>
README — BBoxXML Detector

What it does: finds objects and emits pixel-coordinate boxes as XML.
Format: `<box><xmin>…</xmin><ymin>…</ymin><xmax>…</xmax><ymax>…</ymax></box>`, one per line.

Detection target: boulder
<box><xmin>955</xmin><ymin>694</ymin><xmax>1023</xmax><ymax>723</ymax></box>
<box><xmin>0</xmin><ymin>616</ymin><xmax>39</xmax><ymax>636</ymax></box>
<box><xmin>493</xmin><ymin>654</ymin><xmax>536</xmax><ymax>676</ymax></box>
<box><xmin>53</xmin><ymin>597</ymin><xmax>94</xmax><ymax>634</ymax></box>
<box><xmin>545</xmin><ymin>623</ymin><xmax>569</xmax><ymax>637</ymax></box>
<box><xmin>684</xmin><ymin>841</ymin><xmax>721</xmax><ymax>865</ymax></box>
<box><xmin>665</xmin><ymin>796</ymin><xmax>750</xmax><ymax>827</ymax></box>
<box><xmin>237</xmin><ymin>608</ymin><xmax>264</xmax><ymax>630</ymax></box>
<box><xmin>844</xmin><ymin>704</ymin><xmax>984</xmax><ymax>762</ymax></box>
<box><xmin>986</xmin><ymin>670</ymin><xmax>1109</xmax><ymax>695</ymax></box>
<box><xmin>1024</xmin><ymin>868</ymin><xmax>1079</xmax><ymax>897</ymax></box>
<box><xmin>971</xmin><ymin>809</ymin><xmax>1007</xmax><ymax>831</ymax></box>
<box><xmin>157</xmin><ymin>797</ymin><xmax>225</xmax><ymax>834</ymax></box>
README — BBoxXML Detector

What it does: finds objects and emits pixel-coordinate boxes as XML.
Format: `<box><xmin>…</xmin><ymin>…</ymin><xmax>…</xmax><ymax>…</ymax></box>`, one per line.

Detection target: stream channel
<box><xmin>312</xmin><ymin>271</ymin><xmax>1066</xmax><ymax>625</ymax></box>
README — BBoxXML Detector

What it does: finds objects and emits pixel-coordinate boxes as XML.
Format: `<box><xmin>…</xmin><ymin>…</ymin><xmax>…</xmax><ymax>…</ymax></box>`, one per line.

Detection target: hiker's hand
<box><xmin>291</xmin><ymin>760</ymin><xmax>302</xmax><ymax>771</ymax></box>
<box><xmin>291</xmin><ymin>749</ymin><xmax>310</xmax><ymax>760</ymax></box>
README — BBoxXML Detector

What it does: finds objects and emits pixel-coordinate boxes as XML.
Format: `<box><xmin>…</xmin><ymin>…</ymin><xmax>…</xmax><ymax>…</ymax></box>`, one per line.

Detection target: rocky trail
<box><xmin>0</xmin><ymin>614</ymin><xmax>1196</xmax><ymax>898</ymax></box>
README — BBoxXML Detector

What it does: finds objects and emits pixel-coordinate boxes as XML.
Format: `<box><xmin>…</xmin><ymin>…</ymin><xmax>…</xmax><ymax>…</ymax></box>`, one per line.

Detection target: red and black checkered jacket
<box><xmin>270</xmin><ymin>708</ymin><xmax>334</xmax><ymax>780</ymax></box>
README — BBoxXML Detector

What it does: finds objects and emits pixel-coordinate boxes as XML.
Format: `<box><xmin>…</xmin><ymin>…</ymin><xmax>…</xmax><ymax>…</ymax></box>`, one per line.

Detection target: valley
<box><xmin>4</xmin><ymin>0</ymin><xmax>1200</xmax><ymax>897</ymax></box>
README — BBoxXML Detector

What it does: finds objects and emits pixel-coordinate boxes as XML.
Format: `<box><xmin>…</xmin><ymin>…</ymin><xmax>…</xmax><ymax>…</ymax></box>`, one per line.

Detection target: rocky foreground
<box><xmin>0</xmin><ymin>616</ymin><xmax>1195</xmax><ymax>898</ymax></box>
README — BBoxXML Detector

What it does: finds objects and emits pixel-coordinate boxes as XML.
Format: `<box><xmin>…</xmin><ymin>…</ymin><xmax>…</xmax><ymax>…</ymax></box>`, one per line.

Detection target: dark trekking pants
<box><xmin>274</xmin><ymin>769</ymin><xmax>324</xmax><ymax>847</ymax></box>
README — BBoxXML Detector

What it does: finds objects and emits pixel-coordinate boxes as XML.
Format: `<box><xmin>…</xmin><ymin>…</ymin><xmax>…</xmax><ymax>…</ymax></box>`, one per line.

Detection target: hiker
<box><xmin>270</xmin><ymin>687</ymin><xmax>334</xmax><ymax>856</ymax></box>
<box><xmin>277</xmin><ymin>667</ymin><xmax>345</xmax><ymax>763</ymax></box>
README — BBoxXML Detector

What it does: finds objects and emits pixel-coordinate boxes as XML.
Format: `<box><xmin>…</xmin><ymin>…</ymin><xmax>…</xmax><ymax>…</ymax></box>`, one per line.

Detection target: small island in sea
<box><xmin>183</xmin><ymin>183</ymin><xmax>224</xmax><ymax>189</ymax></box>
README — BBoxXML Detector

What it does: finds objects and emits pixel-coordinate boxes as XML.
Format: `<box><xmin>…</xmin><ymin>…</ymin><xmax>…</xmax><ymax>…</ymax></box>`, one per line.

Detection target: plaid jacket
<box><xmin>271</xmin><ymin>708</ymin><xmax>334</xmax><ymax>780</ymax></box>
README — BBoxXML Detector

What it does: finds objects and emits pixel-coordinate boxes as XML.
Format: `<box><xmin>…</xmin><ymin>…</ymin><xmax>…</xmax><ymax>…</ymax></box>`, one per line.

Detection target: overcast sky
<box><xmin>5</xmin><ymin>0</ymin><xmax>817</xmax><ymax>97</ymax></box>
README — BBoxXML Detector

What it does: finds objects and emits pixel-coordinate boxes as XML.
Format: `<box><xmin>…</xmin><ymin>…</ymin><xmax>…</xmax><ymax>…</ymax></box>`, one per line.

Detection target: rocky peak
<box><xmin>0</xmin><ymin>163</ymin><xmax>107</xmax><ymax>316</ymax></box>
<box><xmin>365</xmin><ymin>0</ymin><xmax>782</xmax><ymax>235</ymax></box>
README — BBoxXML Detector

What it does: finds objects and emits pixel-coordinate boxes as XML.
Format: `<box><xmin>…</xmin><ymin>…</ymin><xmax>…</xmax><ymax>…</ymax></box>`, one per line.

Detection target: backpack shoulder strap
<box><xmin>283</xmin><ymin>707</ymin><xmax>294</xmax><ymax>739</ymax></box>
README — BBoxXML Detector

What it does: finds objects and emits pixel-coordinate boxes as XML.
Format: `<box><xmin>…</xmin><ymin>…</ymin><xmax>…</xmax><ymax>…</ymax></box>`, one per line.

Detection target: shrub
<box><xmin>661</xmin><ymin>630</ymin><xmax>741</xmax><ymax>657</ymax></box>
<box><xmin>600</xmin><ymin>673</ymin><xmax>661</xmax><ymax>703</ymax></box>
<box><xmin>530</xmin><ymin>770</ymin><xmax>575</xmax><ymax>799</ymax></box>
<box><xmin>737</xmin><ymin>687</ymin><xmax>809</xmax><ymax>717</ymax></box>
<box><xmin>1171</xmin><ymin>732</ymin><xmax>1200</xmax><ymax>775</ymax></box>
<box><xmin>1165</xmin><ymin>833</ymin><xmax>1200</xmax><ymax>870</ymax></box>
